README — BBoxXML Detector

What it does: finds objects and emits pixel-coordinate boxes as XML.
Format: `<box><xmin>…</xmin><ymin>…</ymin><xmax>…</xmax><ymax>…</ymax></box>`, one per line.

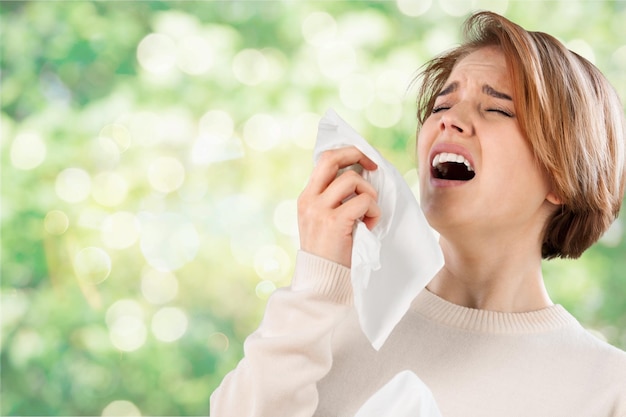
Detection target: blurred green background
<box><xmin>1</xmin><ymin>0</ymin><xmax>625</xmax><ymax>415</ymax></box>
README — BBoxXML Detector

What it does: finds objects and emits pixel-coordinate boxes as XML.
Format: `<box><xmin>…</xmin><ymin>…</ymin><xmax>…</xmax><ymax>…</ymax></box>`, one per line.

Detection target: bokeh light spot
<box><xmin>192</xmin><ymin>109</ymin><xmax>243</xmax><ymax>165</ymax></box>
<box><xmin>128</xmin><ymin>111</ymin><xmax>161</xmax><ymax>147</ymax></box>
<box><xmin>9</xmin><ymin>329</ymin><xmax>44</xmax><ymax>367</ymax></box>
<box><xmin>340</xmin><ymin>74</ymin><xmax>375</xmax><ymax>110</ymax></box>
<box><xmin>289</xmin><ymin>112</ymin><xmax>320</xmax><ymax>150</ymax></box>
<box><xmin>44</xmin><ymin>210</ymin><xmax>69</xmax><ymax>235</ymax></box>
<box><xmin>147</xmin><ymin>156</ymin><xmax>185</xmax><ymax>193</ymax></box>
<box><xmin>139</xmin><ymin>212</ymin><xmax>199</xmax><ymax>271</ymax></box>
<box><xmin>424</xmin><ymin>28</ymin><xmax>457</xmax><ymax>56</ymax></box>
<box><xmin>255</xmin><ymin>280</ymin><xmax>277</xmax><ymax>299</ymax></box>
<box><xmin>366</xmin><ymin>99</ymin><xmax>402</xmax><ymax>128</ymax></box>
<box><xmin>302</xmin><ymin>11</ymin><xmax>337</xmax><ymax>46</ymax></box>
<box><xmin>232</xmin><ymin>49</ymin><xmax>269</xmax><ymax>85</ymax></box>
<box><xmin>141</xmin><ymin>266</ymin><xmax>179</xmax><ymax>305</ymax></box>
<box><xmin>177</xmin><ymin>34</ymin><xmax>214</xmax><ymax>75</ymax></box>
<box><xmin>273</xmin><ymin>199</ymin><xmax>299</xmax><ymax>237</ymax></box>
<box><xmin>253</xmin><ymin>245</ymin><xmax>292</xmax><ymax>282</ymax></box>
<box><xmin>396</xmin><ymin>0</ymin><xmax>432</xmax><ymax>17</ymax></box>
<box><xmin>260</xmin><ymin>48</ymin><xmax>287</xmax><ymax>81</ymax></box>
<box><xmin>92</xmin><ymin>172</ymin><xmax>129</xmax><ymax>207</ymax></box>
<box><xmin>55</xmin><ymin>167</ymin><xmax>92</xmax><ymax>203</ymax></box>
<box><xmin>10</xmin><ymin>131</ymin><xmax>46</xmax><ymax>170</ymax></box>
<box><xmin>151</xmin><ymin>307</ymin><xmax>188</xmax><ymax>342</ymax></box>
<box><xmin>191</xmin><ymin>133</ymin><xmax>245</xmax><ymax>165</ymax></box>
<box><xmin>317</xmin><ymin>41</ymin><xmax>356</xmax><ymax>79</ymax></box>
<box><xmin>106</xmin><ymin>300</ymin><xmax>147</xmax><ymax>352</ymax></box>
<box><xmin>612</xmin><ymin>45</ymin><xmax>626</xmax><ymax>70</ymax></box>
<box><xmin>230</xmin><ymin>224</ymin><xmax>276</xmax><ymax>266</ymax></box>
<box><xmin>243</xmin><ymin>113</ymin><xmax>282</xmax><ymax>151</ymax></box>
<box><xmin>473</xmin><ymin>0</ymin><xmax>508</xmax><ymax>15</ymax></box>
<box><xmin>376</xmin><ymin>69</ymin><xmax>408</xmax><ymax>104</ymax></box>
<box><xmin>212</xmin><ymin>194</ymin><xmax>277</xmax><ymax>264</ymax></box>
<box><xmin>1</xmin><ymin>291</ymin><xmax>29</xmax><ymax>330</ymax></box>
<box><xmin>566</xmin><ymin>39</ymin><xmax>595</xmax><ymax>64</ymax></box>
<box><xmin>153</xmin><ymin>8</ymin><xmax>200</xmax><ymax>39</ymax></box>
<box><xmin>137</xmin><ymin>33</ymin><xmax>177</xmax><ymax>74</ymax></box>
<box><xmin>437</xmin><ymin>0</ymin><xmax>473</xmax><ymax>16</ymax></box>
<box><xmin>99</xmin><ymin>124</ymin><xmax>132</xmax><ymax>154</ymax></box>
<box><xmin>213</xmin><ymin>193</ymin><xmax>262</xmax><ymax>233</ymax></box>
<box><xmin>74</xmin><ymin>247</ymin><xmax>112</xmax><ymax>285</ymax></box>
<box><xmin>207</xmin><ymin>332</ymin><xmax>229</xmax><ymax>353</ymax></box>
<box><xmin>199</xmin><ymin>109</ymin><xmax>234</xmax><ymax>138</ymax></box>
<box><xmin>178</xmin><ymin>173</ymin><xmax>209</xmax><ymax>201</ymax></box>
<box><xmin>102</xmin><ymin>400</ymin><xmax>142</xmax><ymax>417</ymax></box>
<box><xmin>338</xmin><ymin>9</ymin><xmax>391</xmax><ymax>49</ymax></box>
<box><xmin>75</xmin><ymin>325</ymin><xmax>112</xmax><ymax>353</ymax></box>
<box><xmin>106</xmin><ymin>299</ymin><xmax>144</xmax><ymax>327</ymax></box>
<box><xmin>101</xmin><ymin>211</ymin><xmax>140</xmax><ymax>250</ymax></box>
<box><xmin>154</xmin><ymin>110</ymin><xmax>195</xmax><ymax>146</ymax></box>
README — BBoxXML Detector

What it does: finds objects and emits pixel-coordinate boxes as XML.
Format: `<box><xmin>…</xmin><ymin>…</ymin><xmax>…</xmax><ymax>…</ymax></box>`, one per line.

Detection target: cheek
<box><xmin>487</xmin><ymin>143</ymin><xmax>549</xmax><ymax>196</ymax></box>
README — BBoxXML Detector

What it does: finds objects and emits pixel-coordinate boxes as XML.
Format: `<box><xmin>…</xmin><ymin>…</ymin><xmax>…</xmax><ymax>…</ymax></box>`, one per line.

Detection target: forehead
<box><xmin>448</xmin><ymin>46</ymin><xmax>510</xmax><ymax>85</ymax></box>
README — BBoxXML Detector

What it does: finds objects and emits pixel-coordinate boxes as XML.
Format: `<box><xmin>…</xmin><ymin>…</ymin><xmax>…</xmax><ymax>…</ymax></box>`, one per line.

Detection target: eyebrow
<box><xmin>437</xmin><ymin>82</ymin><xmax>458</xmax><ymax>97</ymax></box>
<box><xmin>436</xmin><ymin>82</ymin><xmax>513</xmax><ymax>101</ymax></box>
<box><xmin>482</xmin><ymin>84</ymin><xmax>512</xmax><ymax>101</ymax></box>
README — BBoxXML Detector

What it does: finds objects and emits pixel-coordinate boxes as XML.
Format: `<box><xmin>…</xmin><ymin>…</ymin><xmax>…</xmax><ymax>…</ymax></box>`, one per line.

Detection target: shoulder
<box><xmin>569</xmin><ymin>325</ymin><xmax>626</xmax><ymax>384</ymax></box>
<box><xmin>552</xmin><ymin>323</ymin><xmax>626</xmax><ymax>411</ymax></box>
<box><xmin>553</xmin><ymin>308</ymin><xmax>626</xmax><ymax>367</ymax></box>
<box><xmin>575</xmin><ymin>326</ymin><xmax>626</xmax><ymax>360</ymax></box>
<box><xmin>545</xmin><ymin>308</ymin><xmax>626</xmax><ymax>390</ymax></box>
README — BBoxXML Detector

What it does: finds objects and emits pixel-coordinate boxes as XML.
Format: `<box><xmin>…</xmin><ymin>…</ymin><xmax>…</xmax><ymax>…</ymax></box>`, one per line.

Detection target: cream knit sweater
<box><xmin>210</xmin><ymin>251</ymin><xmax>626</xmax><ymax>417</ymax></box>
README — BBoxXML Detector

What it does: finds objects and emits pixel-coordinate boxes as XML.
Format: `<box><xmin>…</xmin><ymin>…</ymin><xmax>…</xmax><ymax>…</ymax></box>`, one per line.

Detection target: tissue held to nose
<box><xmin>298</xmin><ymin>146</ymin><xmax>381</xmax><ymax>268</ymax></box>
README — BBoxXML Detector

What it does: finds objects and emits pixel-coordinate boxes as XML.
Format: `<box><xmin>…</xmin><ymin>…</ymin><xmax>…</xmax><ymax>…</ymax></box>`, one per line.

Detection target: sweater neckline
<box><xmin>413</xmin><ymin>289</ymin><xmax>579</xmax><ymax>334</ymax></box>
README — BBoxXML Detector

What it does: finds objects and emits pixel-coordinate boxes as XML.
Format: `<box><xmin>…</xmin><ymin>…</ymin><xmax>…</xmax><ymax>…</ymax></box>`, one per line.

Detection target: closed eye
<box><xmin>432</xmin><ymin>105</ymin><xmax>515</xmax><ymax>117</ymax></box>
<box><xmin>487</xmin><ymin>108</ymin><xmax>514</xmax><ymax>117</ymax></box>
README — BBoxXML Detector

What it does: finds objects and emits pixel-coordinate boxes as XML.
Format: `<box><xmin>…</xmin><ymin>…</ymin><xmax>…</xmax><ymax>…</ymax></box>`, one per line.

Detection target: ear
<box><xmin>546</xmin><ymin>191</ymin><xmax>562</xmax><ymax>205</ymax></box>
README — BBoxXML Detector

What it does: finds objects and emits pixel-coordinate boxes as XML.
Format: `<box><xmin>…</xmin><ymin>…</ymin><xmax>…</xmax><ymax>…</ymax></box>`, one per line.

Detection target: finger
<box><xmin>362</xmin><ymin>211</ymin><xmax>381</xmax><ymax>231</ymax></box>
<box><xmin>308</xmin><ymin>147</ymin><xmax>377</xmax><ymax>195</ymax></box>
<box><xmin>336</xmin><ymin>193</ymin><xmax>381</xmax><ymax>228</ymax></box>
<box><xmin>321</xmin><ymin>169</ymin><xmax>378</xmax><ymax>208</ymax></box>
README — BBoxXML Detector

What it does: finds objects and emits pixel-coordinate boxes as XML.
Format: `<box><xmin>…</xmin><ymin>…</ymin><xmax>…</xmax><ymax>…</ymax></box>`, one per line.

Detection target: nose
<box><xmin>439</xmin><ymin>102</ymin><xmax>474</xmax><ymax>136</ymax></box>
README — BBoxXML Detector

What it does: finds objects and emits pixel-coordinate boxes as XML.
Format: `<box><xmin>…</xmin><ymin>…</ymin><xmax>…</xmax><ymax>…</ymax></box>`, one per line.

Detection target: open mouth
<box><xmin>431</xmin><ymin>152</ymin><xmax>475</xmax><ymax>181</ymax></box>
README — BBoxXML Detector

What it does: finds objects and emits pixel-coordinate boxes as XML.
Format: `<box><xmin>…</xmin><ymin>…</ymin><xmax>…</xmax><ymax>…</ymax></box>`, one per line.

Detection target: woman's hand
<box><xmin>297</xmin><ymin>147</ymin><xmax>381</xmax><ymax>267</ymax></box>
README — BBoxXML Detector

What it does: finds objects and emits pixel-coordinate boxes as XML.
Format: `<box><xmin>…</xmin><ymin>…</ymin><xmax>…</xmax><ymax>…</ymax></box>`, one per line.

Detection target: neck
<box><xmin>426</xmin><ymin>235</ymin><xmax>553</xmax><ymax>312</ymax></box>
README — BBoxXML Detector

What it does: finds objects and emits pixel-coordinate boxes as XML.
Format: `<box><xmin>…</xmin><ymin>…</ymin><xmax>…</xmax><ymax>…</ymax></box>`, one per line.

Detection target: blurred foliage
<box><xmin>1</xmin><ymin>1</ymin><xmax>625</xmax><ymax>415</ymax></box>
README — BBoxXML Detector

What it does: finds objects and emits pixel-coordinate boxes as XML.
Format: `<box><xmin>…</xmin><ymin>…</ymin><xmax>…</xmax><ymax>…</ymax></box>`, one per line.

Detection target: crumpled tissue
<box><xmin>314</xmin><ymin>109</ymin><xmax>444</xmax><ymax>350</ymax></box>
<box><xmin>355</xmin><ymin>370</ymin><xmax>443</xmax><ymax>417</ymax></box>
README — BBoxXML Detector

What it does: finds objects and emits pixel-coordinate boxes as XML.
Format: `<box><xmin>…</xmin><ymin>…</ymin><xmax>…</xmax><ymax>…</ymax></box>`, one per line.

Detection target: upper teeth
<box><xmin>432</xmin><ymin>152</ymin><xmax>474</xmax><ymax>171</ymax></box>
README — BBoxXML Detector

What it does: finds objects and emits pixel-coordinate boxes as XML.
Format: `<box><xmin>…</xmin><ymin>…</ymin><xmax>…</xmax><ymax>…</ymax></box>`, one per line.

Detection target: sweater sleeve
<box><xmin>209</xmin><ymin>251</ymin><xmax>354</xmax><ymax>417</ymax></box>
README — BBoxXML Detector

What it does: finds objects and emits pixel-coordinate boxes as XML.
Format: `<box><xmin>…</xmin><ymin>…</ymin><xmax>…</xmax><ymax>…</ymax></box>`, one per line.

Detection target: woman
<box><xmin>210</xmin><ymin>11</ymin><xmax>626</xmax><ymax>417</ymax></box>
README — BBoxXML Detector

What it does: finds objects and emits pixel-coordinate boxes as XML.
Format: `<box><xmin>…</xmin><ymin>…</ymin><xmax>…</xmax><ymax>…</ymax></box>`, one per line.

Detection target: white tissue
<box><xmin>314</xmin><ymin>109</ymin><xmax>444</xmax><ymax>350</ymax></box>
<box><xmin>354</xmin><ymin>371</ymin><xmax>443</xmax><ymax>417</ymax></box>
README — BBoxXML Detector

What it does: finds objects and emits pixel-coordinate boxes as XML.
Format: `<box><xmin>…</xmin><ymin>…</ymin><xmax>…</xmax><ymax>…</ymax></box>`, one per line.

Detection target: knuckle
<box><xmin>297</xmin><ymin>199</ymin><xmax>312</xmax><ymax>218</ymax></box>
<box><xmin>336</xmin><ymin>169</ymin><xmax>361</xmax><ymax>187</ymax></box>
<box><xmin>361</xmin><ymin>193</ymin><xmax>378</xmax><ymax>209</ymax></box>
<box><xmin>297</xmin><ymin>194</ymin><xmax>314</xmax><ymax>215</ymax></box>
<box><xmin>297</xmin><ymin>195</ymin><xmax>326</xmax><ymax>222</ymax></box>
<box><xmin>343</xmin><ymin>169</ymin><xmax>362</xmax><ymax>180</ymax></box>
<box><xmin>325</xmin><ymin>211</ymin><xmax>341</xmax><ymax>226</ymax></box>
<box><xmin>317</xmin><ymin>150</ymin><xmax>336</xmax><ymax>166</ymax></box>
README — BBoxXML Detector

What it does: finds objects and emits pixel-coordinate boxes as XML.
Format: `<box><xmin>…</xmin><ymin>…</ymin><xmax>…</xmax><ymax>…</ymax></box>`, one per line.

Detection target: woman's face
<box><xmin>417</xmin><ymin>46</ymin><xmax>558</xmax><ymax>244</ymax></box>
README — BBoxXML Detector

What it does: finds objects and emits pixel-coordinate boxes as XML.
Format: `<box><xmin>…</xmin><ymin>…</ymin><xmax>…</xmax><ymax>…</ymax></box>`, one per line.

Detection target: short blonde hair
<box><xmin>415</xmin><ymin>11</ymin><xmax>626</xmax><ymax>259</ymax></box>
